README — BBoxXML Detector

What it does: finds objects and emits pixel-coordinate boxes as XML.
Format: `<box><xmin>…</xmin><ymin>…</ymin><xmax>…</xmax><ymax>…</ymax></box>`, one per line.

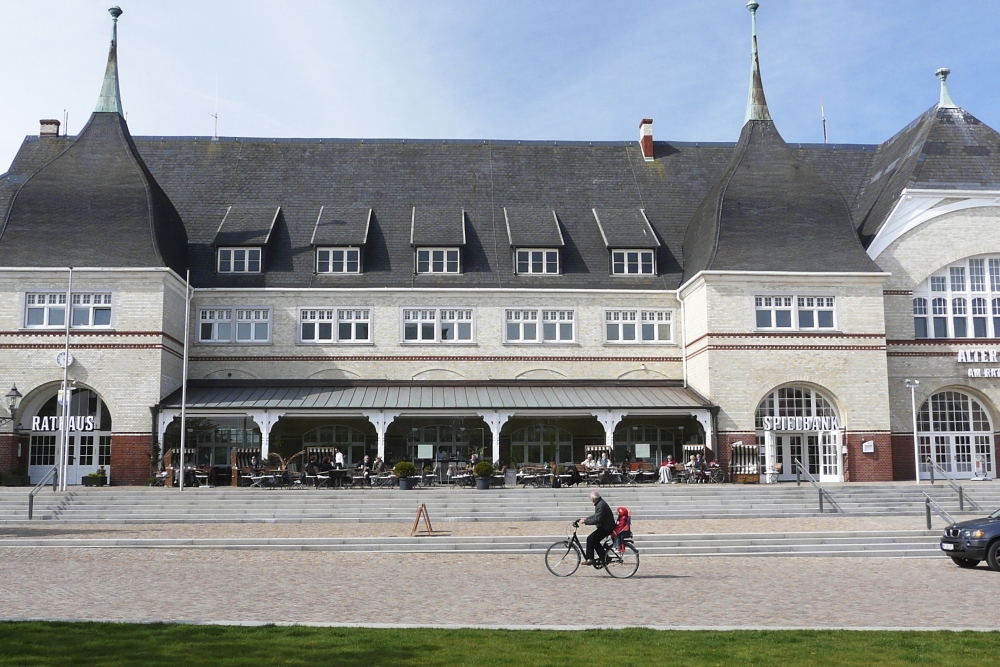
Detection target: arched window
<box><xmin>914</xmin><ymin>256</ymin><xmax>1000</xmax><ymax>338</ymax></box>
<box><xmin>917</xmin><ymin>391</ymin><xmax>994</xmax><ymax>478</ymax></box>
<box><xmin>405</xmin><ymin>424</ymin><xmax>480</xmax><ymax>462</ymax></box>
<box><xmin>509</xmin><ymin>424</ymin><xmax>573</xmax><ymax>465</ymax></box>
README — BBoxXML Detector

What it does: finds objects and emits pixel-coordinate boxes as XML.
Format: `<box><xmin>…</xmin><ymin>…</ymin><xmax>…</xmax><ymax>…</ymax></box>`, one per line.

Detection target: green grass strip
<box><xmin>0</xmin><ymin>622</ymin><xmax>998</xmax><ymax>666</ymax></box>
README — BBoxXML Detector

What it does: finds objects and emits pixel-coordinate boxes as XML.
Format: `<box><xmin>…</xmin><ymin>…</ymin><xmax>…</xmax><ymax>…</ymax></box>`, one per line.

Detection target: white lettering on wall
<box><xmin>31</xmin><ymin>415</ymin><xmax>96</xmax><ymax>432</ymax></box>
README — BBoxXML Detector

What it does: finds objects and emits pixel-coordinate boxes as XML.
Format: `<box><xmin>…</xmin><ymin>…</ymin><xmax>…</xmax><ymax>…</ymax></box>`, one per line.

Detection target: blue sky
<box><xmin>1</xmin><ymin>1</ymin><xmax>999</xmax><ymax>169</ymax></box>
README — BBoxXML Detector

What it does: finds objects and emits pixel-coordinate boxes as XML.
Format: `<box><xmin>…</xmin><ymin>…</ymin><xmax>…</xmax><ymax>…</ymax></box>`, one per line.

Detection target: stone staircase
<box><xmin>0</xmin><ymin>482</ymin><xmax>997</xmax><ymax>524</ymax></box>
<box><xmin>0</xmin><ymin>529</ymin><xmax>941</xmax><ymax>558</ymax></box>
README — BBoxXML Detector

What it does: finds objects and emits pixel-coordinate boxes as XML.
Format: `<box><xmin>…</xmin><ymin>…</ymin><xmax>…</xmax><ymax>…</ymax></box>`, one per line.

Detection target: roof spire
<box><xmin>936</xmin><ymin>67</ymin><xmax>957</xmax><ymax>109</ymax></box>
<box><xmin>744</xmin><ymin>1</ymin><xmax>771</xmax><ymax>124</ymax></box>
<box><xmin>95</xmin><ymin>6</ymin><xmax>123</xmax><ymax>115</ymax></box>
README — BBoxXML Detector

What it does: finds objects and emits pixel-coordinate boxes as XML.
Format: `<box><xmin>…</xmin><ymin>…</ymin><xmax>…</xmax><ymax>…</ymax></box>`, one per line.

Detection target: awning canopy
<box><xmin>159</xmin><ymin>381</ymin><xmax>711</xmax><ymax>413</ymax></box>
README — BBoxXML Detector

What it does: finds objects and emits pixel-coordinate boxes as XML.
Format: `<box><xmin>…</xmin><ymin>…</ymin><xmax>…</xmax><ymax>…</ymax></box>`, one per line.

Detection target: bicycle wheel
<box><xmin>545</xmin><ymin>540</ymin><xmax>582</xmax><ymax>577</ymax></box>
<box><xmin>604</xmin><ymin>543</ymin><xmax>640</xmax><ymax>579</ymax></box>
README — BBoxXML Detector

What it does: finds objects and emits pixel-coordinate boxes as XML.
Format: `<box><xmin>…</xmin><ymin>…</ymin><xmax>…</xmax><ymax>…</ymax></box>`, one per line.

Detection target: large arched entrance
<box><xmin>755</xmin><ymin>385</ymin><xmax>842</xmax><ymax>482</ymax></box>
<box><xmin>24</xmin><ymin>387</ymin><xmax>113</xmax><ymax>485</ymax></box>
<box><xmin>917</xmin><ymin>390</ymin><xmax>995</xmax><ymax>480</ymax></box>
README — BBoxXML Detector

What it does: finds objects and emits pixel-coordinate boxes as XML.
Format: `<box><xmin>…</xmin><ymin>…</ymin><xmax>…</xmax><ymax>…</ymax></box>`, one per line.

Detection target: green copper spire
<box><xmin>936</xmin><ymin>67</ymin><xmax>958</xmax><ymax>109</ymax></box>
<box><xmin>95</xmin><ymin>6</ymin><xmax>123</xmax><ymax>115</ymax></box>
<box><xmin>744</xmin><ymin>1</ymin><xmax>771</xmax><ymax>124</ymax></box>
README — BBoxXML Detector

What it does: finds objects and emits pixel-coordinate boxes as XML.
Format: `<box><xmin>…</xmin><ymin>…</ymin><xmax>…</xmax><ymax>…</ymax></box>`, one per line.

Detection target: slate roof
<box><xmin>854</xmin><ymin>105</ymin><xmax>1000</xmax><ymax>246</ymax></box>
<box><xmin>159</xmin><ymin>380</ymin><xmax>711</xmax><ymax>411</ymax></box>
<box><xmin>410</xmin><ymin>206</ymin><xmax>466</xmax><ymax>247</ymax></box>
<box><xmin>593</xmin><ymin>208</ymin><xmax>660</xmax><ymax>249</ymax></box>
<box><xmin>2</xmin><ymin>134</ymin><xmax>889</xmax><ymax>290</ymax></box>
<box><xmin>0</xmin><ymin>112</ymin><xmax>187</xmax><ymax>274</ymax></box>
<box><xmin>682</xmin><ymin>120</ymin><xmax>880</xmax><ymax>283</ymax></box>
<box><xmin>213</xmin><ymin>204</ymin><xmax>279</xmax><ymax>246</ymax></box>
<box><xmin>504</xmin><ymin>207</ymin><xmax>564</xmax><ymax>247</ymax></box>
<box><xmin>311</xmin><ymin>206</ymin><xmax>371</xmax><ymax>246</ymax></box>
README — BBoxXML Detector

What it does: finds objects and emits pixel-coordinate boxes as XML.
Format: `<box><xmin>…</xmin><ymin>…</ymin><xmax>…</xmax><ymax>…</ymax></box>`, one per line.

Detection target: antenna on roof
<box><xmin>821</xmin><ymin>98</ymin><xmax>828</xmax><ymax>144</ymax></box>
<box><xmin>210</xmin><ymin>75</ymin><xmax>219</xmax><ymax>140</ymax></box>
<box><xmin>63</xmin><ymin>109</ymin><xmax>68</xmax><ymax>137</ymax></box>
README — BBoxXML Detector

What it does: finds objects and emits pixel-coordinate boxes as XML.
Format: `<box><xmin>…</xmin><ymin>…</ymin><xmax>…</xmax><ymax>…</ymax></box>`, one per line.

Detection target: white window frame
<box><xmin>217</xmin><ymin>247</ymin><xmax>262</xmax><ymax>274</ymax></box>
<box><xmin>503</xmin><ymin>308</ymin><xmax>576</xmax><ymax>344</ymax></box>
<box><xmin>415</xmin><ymin>248</ymin><xmax>461</xmax><ymax>274</ymax></box>
<box><xmin>515</xmin><ymin>249</ymin><xmax>560</xmax><ymax>275</ymax></box>
<box><xmin>603</xmin><ymin>309</ymin><xmax>674</xmax><ymax>344</ymax></box>
<box><xmin>754</xmin><ymin>295</ymin><xmax>838</xmax><ymax>332</ymax></box>
<box><xmin>298</xmin><ymin>308</ymin><xmax>372</xmax><ymax>344</ymax></box>
<box><xmin>915</xmin><ymin>256</ymin><xmax>1000</xmax><ymax>339</ymax></box>
<box><xmin>197</xmin><ymin>307</ymin><xmax>271</xmax><ymax>344</ymax></box>
<box><xmin>401</xmin><ymin>308</ymin><xmax>475</xmax><ymax>344</ymax></box>
<box><xmin>24</xmin><ymin>291</ymin><xmax>114</xmax><ymax>330</ymax></box>
<box><xmin>316</xmin><ymin>247</ymin><xmax>361</xmax><ymax>274</ymax></box>
<box><xmin>611</xmin><ymin>249</ymin><xmax>655</xmax><ymax>275</ymax></box>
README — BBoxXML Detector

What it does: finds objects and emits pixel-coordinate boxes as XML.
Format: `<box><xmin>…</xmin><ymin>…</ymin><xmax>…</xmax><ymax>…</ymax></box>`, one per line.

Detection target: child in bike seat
<box><xmin>611</xmin><ymin>506</ymin><xmax>632</xmax><ymax>553</ymax></box>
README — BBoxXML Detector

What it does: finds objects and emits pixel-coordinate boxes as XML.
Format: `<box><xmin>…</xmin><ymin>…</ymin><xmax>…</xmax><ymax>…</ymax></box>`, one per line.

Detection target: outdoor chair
<box><xmin>151</xmin><ymin>470</ymin><xmax>167</xmax><ymax>487</ymax></box>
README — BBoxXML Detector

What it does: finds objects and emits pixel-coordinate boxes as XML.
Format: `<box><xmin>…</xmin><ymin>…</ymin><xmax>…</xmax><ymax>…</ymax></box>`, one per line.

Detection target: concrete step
<box><xmin>0</xmin><ymin>529</ymin><xmax>941</xmax><ymax>557</ymax></box>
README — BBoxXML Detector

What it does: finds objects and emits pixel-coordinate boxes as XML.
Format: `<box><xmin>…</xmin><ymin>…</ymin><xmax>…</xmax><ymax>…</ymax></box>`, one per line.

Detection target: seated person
<box><xmin>469</xmin><ymin>453</ymin><xmax>479</xmax><ymax>467</ymax></box>
<box><xmin>249</xmin><ymin>454</ymin><xmax>262</xmax><ymax>472</ymax></box>
<box><xmin>659</xmin><ymin>455</ymin><xmax>676</xmax><ymax>483</ymax></box>
<box><xmin>611</xmin><ymin>506</ymin><xmax>632</xmax><ymax>553</ymax></box>
<box><xmin>695</xmin><ymin>453</ymin><xmax>708</xmax><ymax>470</ymax></box>
<box><xmin>598</xmin><ymin>452</ymin><xmax>612</xmax><ymax>468</ymax></box>
<box><xmin>581</xmin><ymin>454</ymin><xmax>598</xmax><ymax>470</ymax></box>
<box><xmin>319</xmin><ymin>456</ymin><xmax>334</xmax><ymax>473</ymax></box>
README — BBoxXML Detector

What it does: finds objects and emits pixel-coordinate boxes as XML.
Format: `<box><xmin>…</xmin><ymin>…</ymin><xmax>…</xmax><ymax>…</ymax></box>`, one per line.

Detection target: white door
<box><xmin>819</xmin><ymin>431</ymin><xmax>841</xmax><ymax>483</ymax></box>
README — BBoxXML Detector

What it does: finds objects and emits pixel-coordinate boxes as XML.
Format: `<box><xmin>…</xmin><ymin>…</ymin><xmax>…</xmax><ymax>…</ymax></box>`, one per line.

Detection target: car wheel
<box><xmin>987</xmin><ymin>541</ymin><xmax>1000</xmax><ymax>572</ymax></box>
<box><xmin>950</xmin><ymin>556</ymin><xmax>981</xmax><ymax>568</ymax></box>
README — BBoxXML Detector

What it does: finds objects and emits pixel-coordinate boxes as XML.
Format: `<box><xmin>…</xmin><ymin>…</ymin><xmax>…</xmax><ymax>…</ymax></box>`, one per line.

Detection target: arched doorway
<box><xmin>755</xmin><ymin>385</ymin><xmax>842</xmax><ymax>482</ymax></box>
<box><xmin>25</xmin><ymin>387</ymin><xmax>113</xmax><ymax>485</ymax></box>
<box><xmin>917</xmin><ymin>390</ymin><xmax>994</xmax><ymax>480</ymax></box>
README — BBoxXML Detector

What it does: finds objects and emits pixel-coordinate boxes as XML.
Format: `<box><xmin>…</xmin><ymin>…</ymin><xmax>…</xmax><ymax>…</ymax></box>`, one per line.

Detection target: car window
<box><xmin>991</xmin><ymin>508</ymin><xmax>1000</xmax><ymax>519</ymax></box>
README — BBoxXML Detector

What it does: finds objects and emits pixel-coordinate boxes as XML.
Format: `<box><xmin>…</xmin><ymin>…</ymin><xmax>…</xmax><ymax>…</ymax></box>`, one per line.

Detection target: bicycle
<box><xmin>544</xmin><ymin>520</ymin><xmax>639</xmax><ymax>578</ymax></box>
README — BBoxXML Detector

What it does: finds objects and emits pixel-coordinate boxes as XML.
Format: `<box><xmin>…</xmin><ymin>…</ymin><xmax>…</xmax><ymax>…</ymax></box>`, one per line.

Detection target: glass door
<box><xmin>819</xmin><ymin>431</ymin><xmax>841</xmax><ymax>482</ymax></box>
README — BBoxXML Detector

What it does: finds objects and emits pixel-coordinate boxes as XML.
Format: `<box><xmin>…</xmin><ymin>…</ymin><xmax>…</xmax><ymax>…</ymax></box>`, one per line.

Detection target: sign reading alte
<box><xmin>956</xmin><ymin>349</ymin><xmax>1000</xmax><ymax>377</ymax></box>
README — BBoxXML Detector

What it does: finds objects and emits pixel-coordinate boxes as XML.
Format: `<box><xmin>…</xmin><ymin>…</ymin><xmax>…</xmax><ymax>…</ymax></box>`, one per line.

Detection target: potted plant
<box><xmin>473</xmin><ymin>460</ymin><xmax>494</xmax><ymax>490</ymax></box>
<box><xmin>83</xmin><ymin>467</ymin><xmax>108</xmax><ymax>487</ymax></box>
<box><xmin>394</xmin><ymin>461</ymin><xmax>417</xmax><ymax>490</ymax></box>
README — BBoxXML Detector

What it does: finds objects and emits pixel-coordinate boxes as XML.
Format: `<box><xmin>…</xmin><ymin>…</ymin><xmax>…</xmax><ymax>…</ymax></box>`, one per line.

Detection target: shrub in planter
<box><xmin>473</xmin><ymin>461</ymin><xmax>494</xmax><ymax>478</ymax></box>
<box><xmin>83</xmin><ymin>468</ymin><xmax>108</xmax><ymax>487</ymax></box>
<box><xmin>394</xmin><ymin>461</ymin><xmax>417</xmax><ymax>478</ymax></box>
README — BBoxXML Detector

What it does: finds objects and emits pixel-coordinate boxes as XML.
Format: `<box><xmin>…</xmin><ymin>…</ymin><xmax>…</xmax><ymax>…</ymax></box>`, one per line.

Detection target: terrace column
<box><xmin>156</xmin><ymin>409</ymin><xmax>178</xmax><ymax>466</ymax></box>
<box><xmin>362</xmin><ymin>411</ymin><xmax>399</xmax><ymax>460</ymax></box>
<box><xmin>690</xmin><ymin>410</ymin><xmax>714</xmax><ymax>450</ymax></box>
<box><xmin>247</xmin><ymin>410</ymin><xmax>284</xmax><ymax>462</ymax></box>
<box><xmin>477</xmin><ymin>411</ymin><xmax>513</xmax><ymax>464</ymax></box>
<box><xmin>592</xmin><ymin>410</ymin><xmax>628</xmax><ymax>456</ymax></box>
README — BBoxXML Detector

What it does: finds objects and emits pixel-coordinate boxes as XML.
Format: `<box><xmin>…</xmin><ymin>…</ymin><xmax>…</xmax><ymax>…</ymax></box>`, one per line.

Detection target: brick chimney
<box><xmin>639</xmin><ymin>118</ymin><xmax>654</xmax><ymax>161</ymax></box>
<box><xmin>39</xmin><ymin>119</ymin><xmax>61</xmax><ymax>137</ymax></box>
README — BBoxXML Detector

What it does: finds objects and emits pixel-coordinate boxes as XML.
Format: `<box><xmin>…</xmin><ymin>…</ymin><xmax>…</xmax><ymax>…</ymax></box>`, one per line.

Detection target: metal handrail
<box><xmin>792</xmin><ymin>458</ymin><xmax>841</xmax><ymax>513</ymax></box>
<box><xmin>28</xmin><ymin>465</ymin><xmax>59</xmax><ymax>520</ymax></box>
<box><xmin>923</xmin><ymin>491</ymin><xmax>957</xmax><ymax>529</ymax></box>
<box><xmin>923</xmin><ymin>456</ymin><xmax>983</xmax><ymax>512</ymax></box>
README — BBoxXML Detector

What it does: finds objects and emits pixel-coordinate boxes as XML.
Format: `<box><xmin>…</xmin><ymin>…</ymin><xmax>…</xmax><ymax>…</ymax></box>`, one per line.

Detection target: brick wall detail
<box><xmin>843</xmin><ymin>432</ymin><xmax>893</xmax><ymax>482</ymax></box>
<box><xmin>0</xmin><ymin>434</ymin><xmax>21</xmax><ymax>475</ymax></box>
<box><xmin>110</xmin><ymin>433</ymin><xmax>152</xmax><ymax>486</ymax></box>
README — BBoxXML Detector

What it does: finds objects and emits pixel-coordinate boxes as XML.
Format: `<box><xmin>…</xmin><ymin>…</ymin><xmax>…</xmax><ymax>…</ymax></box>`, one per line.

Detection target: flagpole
<box><xmin>59</xmin><ymin>268</ymin><xmax>73</xmax><ymax>492</ymax></box>
<box><xmin>178</xmin><ymin>270</ymin><xmax>191</xmax><ymax>491</ymax></box>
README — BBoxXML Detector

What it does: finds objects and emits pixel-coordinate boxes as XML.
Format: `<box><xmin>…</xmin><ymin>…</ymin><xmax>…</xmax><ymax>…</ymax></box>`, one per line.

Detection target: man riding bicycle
<box><xmin>579</xmin><ymin>490</ymin><xmax>615</xmax><ymax>566</ymax></box>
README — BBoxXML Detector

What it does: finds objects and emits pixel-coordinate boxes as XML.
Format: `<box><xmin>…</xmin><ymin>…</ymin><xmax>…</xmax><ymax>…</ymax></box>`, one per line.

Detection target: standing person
<box><xmin>334</xmin><ymin>448</ymin><xmax>345</xmax><ymax>469</ymax></box>
<box><xmin>579</xmin><ymin>490</ymin><xmax>615</xmax><ymax>566</ymax></box>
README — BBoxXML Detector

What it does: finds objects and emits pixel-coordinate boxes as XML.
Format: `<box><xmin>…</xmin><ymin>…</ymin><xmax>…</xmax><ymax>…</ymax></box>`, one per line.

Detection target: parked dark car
<box><xmin>940</xmin><ymin>508</ymin><xmax>1000</xmax><ymax>570</ymax></box>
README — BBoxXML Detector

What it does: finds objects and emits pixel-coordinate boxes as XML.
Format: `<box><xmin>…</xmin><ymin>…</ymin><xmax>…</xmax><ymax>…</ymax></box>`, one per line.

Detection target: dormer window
<box><xmin>311</xmin><ymin>207</ymin><xmax>371</xmax><ymax>275</ymax></box>
<box><xmin>411</xmin><ymin>207</ymin><xmax>467</xmax><ymax>275</ymax></box>
<box><xmin>593</xmin><ymin>208</ymin><xmax>660</xmax><ymax>277</ymax></box>
<box><xmin>504</xmin><ymin>207</ymin><xmax>565</xmax><ymax>277</ymax></box>
<box><xmin>417</xmin><ymin>248</ymin><xmax>460</xmax><ymax>274</ymax></box>
<box><xmin>612</xmin><ymin>250</ymin><xmax>655</xmax><ymax>275</ymax></box>
<box><xmin>213</xmin><ymin>205</ymin><xmax>279</xmax><ymax>275</ymax></box>
<box><xmin>317</xmin><ymin>248</ymin><xmax>360</xmax><ymax>274</ymax></box>
<box><xmin>218</xmin><ymin>247</ymin><xmax>261</xmax><ymax>274</ymax></box>
<box><xmin>516</xmin><ymin>249</ymin><xmax>559</xmax><ymax>275</ymax></box>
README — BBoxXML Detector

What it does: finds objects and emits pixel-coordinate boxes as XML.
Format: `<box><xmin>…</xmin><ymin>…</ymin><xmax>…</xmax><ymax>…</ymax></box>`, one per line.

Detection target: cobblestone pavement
<box><xmin>1</xmin><ymin>547</ymin><xmax>995</xmax><ymax>629</ymax></box>
<box><xmin>0</xmin><ymin>516</ymin><xmax>929</xmax><ymax>541</ymax></box>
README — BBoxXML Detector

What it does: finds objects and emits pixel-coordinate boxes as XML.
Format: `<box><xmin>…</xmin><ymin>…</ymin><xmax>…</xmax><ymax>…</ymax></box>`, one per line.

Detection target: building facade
<box><xmin>2</xmin><ymin>5</ymin><xmax>999</xmax><ymax>485</ymax></box>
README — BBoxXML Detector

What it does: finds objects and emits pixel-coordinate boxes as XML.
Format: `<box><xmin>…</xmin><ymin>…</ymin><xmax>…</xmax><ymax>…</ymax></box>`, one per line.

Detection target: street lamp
<box><xmin>0</xmin><ymin>385</ymin><xmax>22</xmax><ymax>428</ymax></box>
<box><xmin>905</xmin><ymin>379</ymin><xmax>921</xmax><ymax>484</ymax></box>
